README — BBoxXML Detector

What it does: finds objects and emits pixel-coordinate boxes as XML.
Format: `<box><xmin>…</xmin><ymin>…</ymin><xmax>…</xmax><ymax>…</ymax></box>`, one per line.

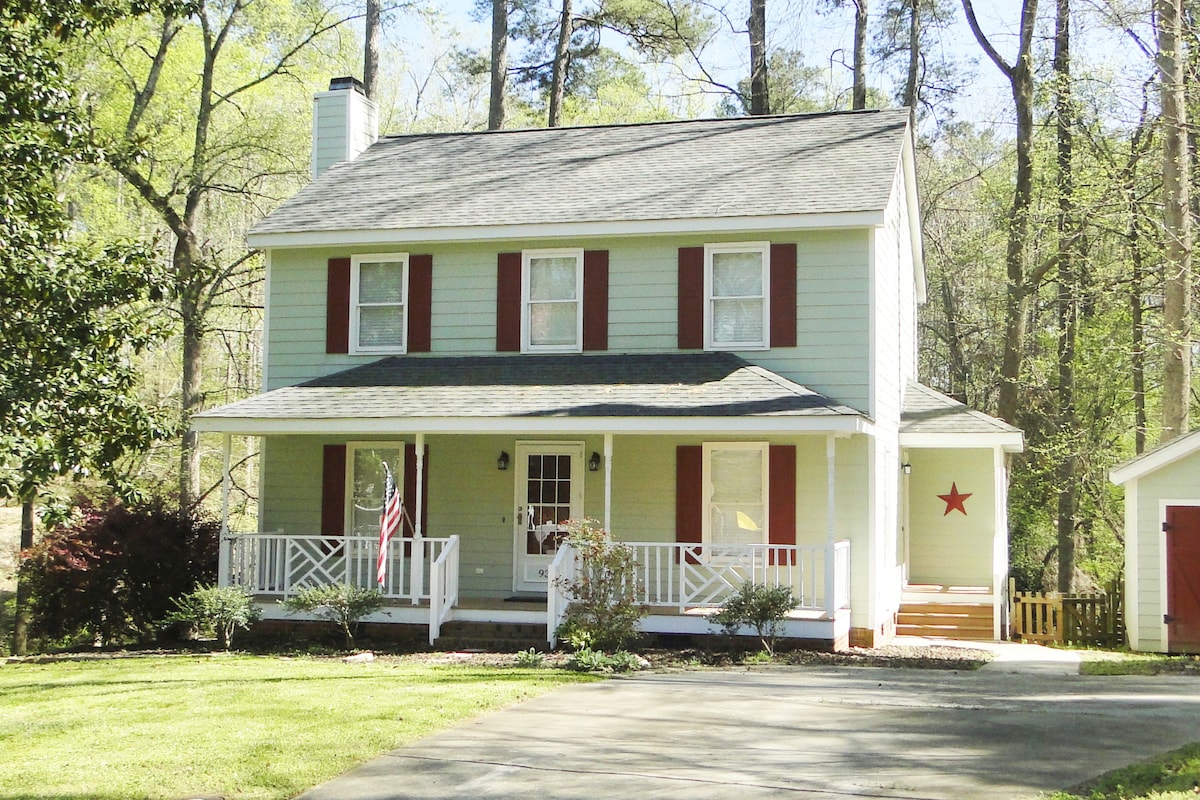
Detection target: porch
<box><xmin>220</xmin><ymin>532</ymin><xmax>852</xmax><ymax>647</ymax></box>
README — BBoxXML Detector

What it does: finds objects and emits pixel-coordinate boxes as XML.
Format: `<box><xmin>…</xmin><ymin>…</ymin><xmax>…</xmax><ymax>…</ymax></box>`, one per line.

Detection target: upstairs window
<box><xmin>523</xmin><ymin>249</ymin><xmax>583</xmax><ymax>352</ymax></box>
<box><xmin>351</xmin><ymin>253</ymin><xmax>408</xmax><ymax>353</ymax></box>
<box><xmin>705</xmin><ymin>243</ymin><xmax>770</xmax><ymax>350</ymax></box>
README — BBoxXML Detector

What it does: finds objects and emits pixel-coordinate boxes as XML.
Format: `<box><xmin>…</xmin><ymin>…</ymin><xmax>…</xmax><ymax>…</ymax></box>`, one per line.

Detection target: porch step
<box><xmin>433</xmin><ymin>621</ymin><xmax>549</xmax><ymax>652</ymax></box>
<box><xmin>897</xmin><ymin>602</ymin><xmax>994</xmax><ymax>641</ymax></box>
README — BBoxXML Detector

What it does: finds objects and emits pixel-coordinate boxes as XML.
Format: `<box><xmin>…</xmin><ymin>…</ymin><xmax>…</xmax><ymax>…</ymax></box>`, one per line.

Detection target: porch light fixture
<box><xmin>901</xmin><ymin>463</ymin><xmax>912</xmax><ymax>475</ymax></box>
<box><xmin>497</xmin><ymin>451</ymin><xmax>510</xmax><ymax>471</ymax></box>
<box><xmin>588</xmin><ymin>451</ymin><xmax>601</xmax><ymax>472</ymax></box>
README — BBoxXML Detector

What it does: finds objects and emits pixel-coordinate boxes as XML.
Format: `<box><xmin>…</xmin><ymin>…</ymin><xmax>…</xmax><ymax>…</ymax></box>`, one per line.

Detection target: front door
<box><xmin>1165</xmin><ymin>505</ymin><xmax>1200</xmax><ymax>653</ymax></box>
<box><xmin>514</xmin><ymin>442</ymin><xmax>584</xmax><ymax>593</ymax></box>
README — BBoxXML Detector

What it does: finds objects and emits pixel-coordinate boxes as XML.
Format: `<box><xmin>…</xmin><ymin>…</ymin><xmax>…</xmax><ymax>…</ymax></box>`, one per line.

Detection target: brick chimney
<box><xmin>311</xmin><ymin>76</ymin><xmax>378</xmax><ymax>179</ymax></box>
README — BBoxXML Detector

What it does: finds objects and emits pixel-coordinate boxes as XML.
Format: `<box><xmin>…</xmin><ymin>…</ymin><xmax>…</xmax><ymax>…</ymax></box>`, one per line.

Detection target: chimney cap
<box><xmin>328</xmin><ymin>76</ymin><xmax>366</xmax><ymax>94</ymax></box>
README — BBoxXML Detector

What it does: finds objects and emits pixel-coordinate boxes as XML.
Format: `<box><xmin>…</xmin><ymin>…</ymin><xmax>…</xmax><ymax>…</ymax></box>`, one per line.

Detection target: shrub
<box><xmin>21</xmin><ymin>498</ymin><xmax>219</xmax><ymax>647</ymax></box>
<box><xmin>280</xmin><ymin>584</ymin><xmax>385</xmax><ymax>649</ymax></box>
<box><xmin>565</xmin><ymin>647</ymin><xmax>645</xmax><ymax>673</ymax></box>
<box><xmin>712</xmin><ymin>582</ymin><xmax>799</xmax><ymax>656</ymax></box>
<box><xmin>554</xmin><ymin>519</ymin><xmax>646</xmax><ymax>652</ymax></box>
<box><xmin>165</xmin><ymin>585</ymin><xmax>260</xmax><ymax>649</ymax></box>
<box><xmin>514</xmin><ymin>647</ymin><xmax>546</xmax><ymax>668</ymax></box>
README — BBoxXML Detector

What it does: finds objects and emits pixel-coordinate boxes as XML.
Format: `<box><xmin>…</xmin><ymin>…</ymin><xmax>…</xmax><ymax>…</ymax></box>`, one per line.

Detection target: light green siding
<box><xmin>1126</xmin><ymin>455</ymin><xmax>1200</xmax><ymax>651</ymax></box>
<box><xmin>905</xmin><ymin>448</ymin><xmax>996</xmax><ymax>587</ymax></box>
<box><xmin>265</xmin><ymin>230</ymin><xmax>871</xmax><ymax>410</ymax></box>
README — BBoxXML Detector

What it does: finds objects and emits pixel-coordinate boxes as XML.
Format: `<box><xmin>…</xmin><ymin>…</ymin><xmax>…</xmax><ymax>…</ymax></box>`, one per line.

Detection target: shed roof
<box><xmin>1109</xmin><ymin>429</ymin><xmax>1200</xmax><ymax>485</ymax></box>
<box><xmin>249</xmin><ymin>109</ymin><xmax>913</xmax><ymax>244</ymax></box>
<box><xmin>192</xmin><ymin>352</ymin><xmax>869</xmax><ymax>436</ymax></box>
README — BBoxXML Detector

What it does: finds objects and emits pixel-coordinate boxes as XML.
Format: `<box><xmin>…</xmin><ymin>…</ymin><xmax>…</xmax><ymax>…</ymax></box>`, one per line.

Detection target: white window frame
<box><xmin>345</xmin><ymin>441</ymin><xmax>405</xmax><ymax>537</ymax></box>
<box><xmin>701</xmin><ymin>441</ymin><xmax>770</xmax><ymax>547</ymax></box>
<box><xmin>521</xmin><ymin>248</ymin><xmax>584</xmax><ymax>353</ymax></box>
<box><xmin>704</xmin><ymin>242</ymin><xmax>771</xmax><ymax>351</ymax></box>
<box><xmin>350</xmin><ymin>253</ymin><xmax>409</xmax><ymax>354</ymax></box>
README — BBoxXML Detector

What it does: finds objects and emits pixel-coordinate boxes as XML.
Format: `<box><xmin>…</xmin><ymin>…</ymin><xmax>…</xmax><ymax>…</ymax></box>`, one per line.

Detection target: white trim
<box><xmin>521</xmin><ymin>248</ymin><xmax>584</xmax><ymax>353</ymax></box>
<box><xmin>349</xmin><ymin>253</ymin><xmax>409</xmax><ymax>355</ymax></box>
<box><xmin>700</xmin><ymin>441</ymin><xmax>770</xmax><ymax>547</ymax></box>
<box><xmin>260</xmin><ymin>250</ymin><xmax>272</xmax><ymax>393</ymax></box>
<box><xmin>246</xmin><ymin>211</ymin><xmax>887</xmax><ymax>250</ymax></box>
<box><xmin>603</xmin><ymin>433</ymin><xmax>613</xmax><ymax>532</ymax></box>
<box><xmin>703</xmin><ymin>242</ymin><xmax>770</xmax><ymax>351</ymax></box>
<box><xmin>899</xmin><ymin>431</ymin><xmax>1025</xmax><ymax>451</ymax></box>
<box><xmin>867</xmin><ymin>227</ymin><xmax>877</xmax><ymax>421</ymax></box>
<box><xmin>1125</xmin><ymin>479</ymin><xmax>1139</xmax><ymax>649</ymax></box>
<box><xmin>193</xmin><ymin>414</ymin><xmax>875</xmax><ymax>436</ymax></box>
<box><xmin>992</xmin><ymin>446</ymin><xmax>1009</xmax><ymax>640</ymax></box>
<box><xmin>1110</xmin><ymin>428</ymin><xmax>1200</xmax><ymax>485</ymax></box>
<box><xmin>899</xmin><ymin>130</ymin><xmax>926</xmax><ymax>304</ymax></box>
<box><xmin>513</xmin><ymin>441</ymin><xmax>584</xmax><ymax>592</ymax></box>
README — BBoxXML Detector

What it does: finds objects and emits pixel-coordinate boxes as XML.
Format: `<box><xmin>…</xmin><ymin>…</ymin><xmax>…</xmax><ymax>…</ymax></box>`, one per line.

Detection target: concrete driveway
<box><xmin>298</xmin><ymin>667</ymin><xmax>1200</xmax><ymax>800</ymax></box>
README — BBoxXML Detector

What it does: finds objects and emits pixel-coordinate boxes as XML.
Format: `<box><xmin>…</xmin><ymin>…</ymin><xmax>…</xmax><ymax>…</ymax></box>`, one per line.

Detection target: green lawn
<box><xmin>1048</xmin><ymin>742</ymin><xmax>1200</xmax><ymax>800</ymax></box>
<box><xmin>0</xmin><ymin>654</ymin><xmax>593</xmax><ymax>800</ymax></box>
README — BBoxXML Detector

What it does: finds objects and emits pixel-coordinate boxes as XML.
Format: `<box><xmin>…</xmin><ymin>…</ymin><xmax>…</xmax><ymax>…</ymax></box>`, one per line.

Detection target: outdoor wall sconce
<box><xmin>588</xmin><ymin>451</ymin><xmax>601</xmax><ymax>472</ymax></box>
<box><xmin>497</xmin><ymin>451</ymin><xmax>510</xmax><ymax>471</ymax></box>
<box><xmin>901</xmin><ymin>463</ymin><xmax>912</xmax><ymax>475</ymax></box>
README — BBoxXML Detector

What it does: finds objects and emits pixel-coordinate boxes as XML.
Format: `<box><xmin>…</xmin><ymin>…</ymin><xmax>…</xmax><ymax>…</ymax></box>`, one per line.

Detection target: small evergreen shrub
<box><xmin>165</xmin><ymin>585</ymin><xmax>260</xmax><ymax>649</ymax></box>
<box><xmin>554</xmin><ymin>519</ymin><xmax>646</xmax><ymax>652</ymax></box>
<box><xmin>712</xmin><ymin>582</ymin><xmax>799</xmax><ymax>656</ymax></box>
<box><xmin>280</xmin><ymin>584</ymin><xmax>385</xmax><ymax>649</ymax></box>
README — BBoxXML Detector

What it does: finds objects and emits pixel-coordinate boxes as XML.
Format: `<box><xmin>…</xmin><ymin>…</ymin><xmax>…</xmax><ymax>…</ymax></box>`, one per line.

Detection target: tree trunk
<box><xmin>1053</xmin><ymin>0</ymin><xmax>1075</xmax><ymax>594</ymax></box>
<box><xmin>852</xmin><ymin>0</ymin><xmax>868</xmax><ymax>109</ymax></box>
<box><xmin>548</xmin><ymin>0</ymin><xmax>572</xmax><ymax>127</ymax></box>
<box><xmin>11</xmin><ymin>498</ymin><xmax>34</xmax><ymax>656</ymax></box>
<box><xmin>363</xmin><ymin>0</ymin><xmax>380</xmax><ymax>100</ymax></box>
<box><xmin>488</xmin><ymin>0</ymin><xmax>508</xmax><ymax>130</ymax></box>
<box><xmin>1158</xmin><ymin>0</ymin><xmax>1192</xmax><ymax>443</ymax></box>
<box><xmin>177</xmin><ymin>236</ymin><xmax>204</xmax><ymax>510</ymax></box>
<box><xmin>902</xmin><ymin>0</ymin><xmax>919</xmax><ymax>108</ymax></box>
<box><xmin>749</xmin><ymin>0</ymin><xmax>770</xmax><ymax>115</ymax></box>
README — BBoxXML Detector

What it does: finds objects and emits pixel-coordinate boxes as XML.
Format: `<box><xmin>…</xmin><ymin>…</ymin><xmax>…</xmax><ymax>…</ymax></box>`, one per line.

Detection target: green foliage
<box><xmin>565</xmin><ymin>647</ymin><xmax>644</xmax><ymax>673</ymax></box>
<box><xmin>712</xmin><ymin>582</ymin><xmax>799</xmax><ymax>655</ymax></box>
<box><xmin>20</xmin><ymin>498</ymin><xmax>219</xmax><ymax>648</ymax></box>
<box><xmin>554</xmin><ymin>519</ymin><xmax>646</xmax><ymax>652</ymax></box>
<box><xmin>165</xmin><ymin>584</ymin><xmax>260</xmax><ymax>649</ymax></box>
<box><xmin>280</xmin><ymin>584</ymin><xmax>386</xmax><ymax>650</ymax></box>
<box><xmin>514</xmin><ymin>647</ymin><xmax>546</xmax><ymax>668</ymax></box>
<box><xmin>1046</xmin><ymin>742</ymin><xmax>1200</xmax><ymax>800</ymax></box>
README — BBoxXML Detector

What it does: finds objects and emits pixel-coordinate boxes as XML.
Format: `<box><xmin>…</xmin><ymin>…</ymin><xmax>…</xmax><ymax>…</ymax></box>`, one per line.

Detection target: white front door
<box><xmin>513</xmin><ymin>442</ymin><xmax>584</xmax><ymax>593</ymax></box>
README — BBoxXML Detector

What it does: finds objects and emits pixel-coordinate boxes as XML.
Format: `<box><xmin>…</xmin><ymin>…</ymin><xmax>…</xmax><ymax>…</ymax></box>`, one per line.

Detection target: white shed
<box><xmin>1109</xmin><ymin>431</ymin><xmax>1200</xmax><ymax>653</ymax></box>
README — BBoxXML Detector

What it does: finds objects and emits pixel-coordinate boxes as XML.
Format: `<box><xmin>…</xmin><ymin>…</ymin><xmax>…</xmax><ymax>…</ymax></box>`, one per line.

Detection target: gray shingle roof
<box><xmin>251</xmin><ymin>109</ymin><xmax>911</xmax><ymax>238</ymax></box>
<box><xmin>901</xmin><ymin>382</ymin><xmax>1021</xmax><ymax>437</ymax></box>
<box><xmin>195</xmin><ymin>353</ymin><xmax>863</xmax><ymax>424</ymax></box>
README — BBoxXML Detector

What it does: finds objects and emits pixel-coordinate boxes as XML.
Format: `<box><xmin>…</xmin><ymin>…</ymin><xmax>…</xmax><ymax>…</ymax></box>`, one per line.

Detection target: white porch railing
<box><xmin>547</xmin><ymin>540</ymin><xmax>851</xmax><ymax>646</ymax></box>
<box><xmin>428</xmin><ymin>535</ymin><xmax>461</xmax><ymax>645</ymax></box>
<box><xmin>222</xmin><ymin>533</ymin><xmax>452</xmax><ymax>603</ymax></box>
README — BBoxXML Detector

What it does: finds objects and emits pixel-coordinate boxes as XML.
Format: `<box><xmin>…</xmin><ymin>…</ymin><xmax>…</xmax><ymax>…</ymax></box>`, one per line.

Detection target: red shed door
<box><xmin>1165</xmin><ymin>505</ymin><xmax>1200</xmax><ymax>654</ymax></box>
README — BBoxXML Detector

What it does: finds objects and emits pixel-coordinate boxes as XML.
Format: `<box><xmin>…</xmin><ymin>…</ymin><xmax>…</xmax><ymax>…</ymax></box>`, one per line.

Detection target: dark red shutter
<box><xmin>408</xmin><ymin>254</ymin><xmax>433</xmax><ymax>352</ymax></box>
<box><xmin>583</xmin><ymin>250</ymin><xmax>609</xmax><ymax>351</ymax></box>
<box><xmin>770</xmin><ymin>243</ymin><xmax>797</xmax><ymax>347</ymax></box>
<box><xmin>676</xmin><ymin>445</ymin><xmax>703</xmax><ymax>562</ymax></box>
<box><xmin>496</xmin><ymin>252</ymin><xmax>522</xmax><ymax>351</ymax></box>
<box><xmin>678</xmin><ymin>247</ymin><xmax>704</xmax><ymax>349</ymax></box>
<box><xmin>768</xmin><ymin>445</ymin><xmax>797</xmax><ymax>564</ymax></box>
<box><xmin>403</xmin><ymin>443</ymin><xmax>430</xmax><ymax>537</ymax></box>
<box><xmin>320</xmin><ymin>444</ymin><xmax>347</xmax><ymax>536</ymax></box>
<box><xmin>326</xmin><ymin>258</ymin><xmax>351</xmax><ymax>354</ymax></box>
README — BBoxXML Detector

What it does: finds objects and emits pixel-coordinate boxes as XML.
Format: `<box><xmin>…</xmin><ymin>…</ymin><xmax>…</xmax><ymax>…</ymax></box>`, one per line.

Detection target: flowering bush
<box><xmin>554</xmin><ymin>519</ymin><xmax>646</xmax><ymax>652</ymax></box>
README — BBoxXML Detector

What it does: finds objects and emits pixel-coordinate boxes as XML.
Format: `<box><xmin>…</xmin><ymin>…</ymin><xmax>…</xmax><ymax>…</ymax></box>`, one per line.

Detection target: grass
<box><xmin>1047</xmin><ymin>742</ymin><xmax>1200</xmax><ymax>800</ymax></box>
<box><xmin>1078</xmin><ymin>650</ymin><xmax>1200</xmax><ymax>676</ymax></box>
<box><xmin>0</xmin><ymin>653</ymin><xmax>594</xmax><ymax>800</ymax></box>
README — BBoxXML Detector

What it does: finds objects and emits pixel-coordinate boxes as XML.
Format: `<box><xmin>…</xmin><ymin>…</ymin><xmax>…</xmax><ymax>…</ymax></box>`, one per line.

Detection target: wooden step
<box><xmin>897</xmin><ymin>601</ymin><xmax>994</xmax><ymax>641</ymax></box>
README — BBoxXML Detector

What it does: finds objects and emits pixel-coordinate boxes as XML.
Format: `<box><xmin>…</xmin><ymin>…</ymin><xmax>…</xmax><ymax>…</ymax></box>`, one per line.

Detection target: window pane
<box><xmin>359</xmin><ymin>305</ymin><xmax>405</xmax><ymax>348</ymax></box>
<box><xmin>529</xmin><ymin>257</ymin><xmax>578</xmax><ymax>301</ymax></box>
<box><xmin>351</xmin><ymin>447</ymin><xmax>402</xmax><ymax>536</ymax></box>
<box><xmin>709</xmin><ymin>448</ymin><xmax>765</xmax><ymax>545</ymax></box>
<box><xmin>359</xmin><ymin>261</ymin><xmax>405</xmax><ymax>303</ymax></box>
<box><xmin>529</xmin><ymin>302</ymin><xmax>577</xmax><ymax>346</ymax></box>
<box><xmin>712</xmin><ymin>251</ymin><xmax>762</xmax><ymax>297</ymax></box>
<box><xmin>712</xmin><ymin>299</ymin><xmax>764</xmax><ymax>344</ymax></box>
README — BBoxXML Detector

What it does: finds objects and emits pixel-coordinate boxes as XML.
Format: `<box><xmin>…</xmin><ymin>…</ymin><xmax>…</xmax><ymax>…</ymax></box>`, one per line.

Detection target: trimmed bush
<box><xmin>165</xmin><ymin>585</ymin><xmax>260</xmax><ymax>649</ymax></box>
<box><xmin>280</xmin><ymin>584</ymin><xmax>385</xmax><ymax>649</ymax></box>
<box><xmin>712</xmin><ymin>582</ymin><xmax>799</xmax><ymax>655</ymax></box>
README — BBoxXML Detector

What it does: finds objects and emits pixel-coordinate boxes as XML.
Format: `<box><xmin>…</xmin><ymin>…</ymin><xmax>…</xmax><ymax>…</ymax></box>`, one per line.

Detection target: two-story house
<box><xmin>194</xmin><ymin>78</ymin><xmax>1022</xmax><ymax>649</ymax></box>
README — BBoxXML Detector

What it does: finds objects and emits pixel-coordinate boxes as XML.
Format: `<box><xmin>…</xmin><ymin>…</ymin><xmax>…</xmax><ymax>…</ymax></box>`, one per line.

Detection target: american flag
<box><xmin>376</xmin><ymin>462</ymin><xmax>402</xmax><ymax>586</ymax></box>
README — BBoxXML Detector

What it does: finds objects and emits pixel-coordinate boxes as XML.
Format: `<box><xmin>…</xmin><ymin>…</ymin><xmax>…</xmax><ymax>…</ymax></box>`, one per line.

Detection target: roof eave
<box><xmin>899</xmin><ymin>431</ymin><xmax>1025</xmax><ymax>453</ymax></box>
<box><xmin>1109</xmin><ymin>429</ymin><xmax>1200</xmax><ymax>485</ymax></box>
<box><xmin>247</xmin><ymin>211</ymin><xmax>886</xmax><ymax>250</ymax></box>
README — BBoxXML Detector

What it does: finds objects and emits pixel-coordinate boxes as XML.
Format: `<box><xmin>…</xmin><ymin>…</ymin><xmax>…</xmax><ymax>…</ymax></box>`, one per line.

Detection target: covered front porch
<box><xmin>219</xmin><ymin>531</ymin><xmax>851</xmax><ymax>646</ymax></box>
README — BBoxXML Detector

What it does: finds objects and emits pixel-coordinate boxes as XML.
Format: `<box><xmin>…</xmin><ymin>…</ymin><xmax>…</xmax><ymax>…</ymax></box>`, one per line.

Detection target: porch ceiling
<box><xmin>193</xmin><ymin>352</ymin><xmax>870</xmax><ymax>435</ymax></box>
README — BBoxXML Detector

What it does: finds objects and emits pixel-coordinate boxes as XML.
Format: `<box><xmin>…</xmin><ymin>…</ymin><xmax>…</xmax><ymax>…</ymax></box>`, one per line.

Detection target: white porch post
<box><xmin>217</xmin><ymin>433</ymin><xmax>232</xmax><ymax>589</ymax></box>
<box><xmin>410</xmin><ymin>432</ymin><xmax>426</xmax><ymax>604</ymax></box>
<box><xmin>825</xmin><ymin>434</ymin><xmax>837</xmax><ymax>615</ymax></box>
<box><xmin>603</xmin><ymin>433</ymin><xmax>613</xmax><ymax>532</ymax></box>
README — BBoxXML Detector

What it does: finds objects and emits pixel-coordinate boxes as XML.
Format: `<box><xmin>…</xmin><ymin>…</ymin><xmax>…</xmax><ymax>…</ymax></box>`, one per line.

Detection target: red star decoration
<box><xmin>938</xmin><ymin>483</ymin><xmax>972</xmax><ymax>516</ymax></box>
